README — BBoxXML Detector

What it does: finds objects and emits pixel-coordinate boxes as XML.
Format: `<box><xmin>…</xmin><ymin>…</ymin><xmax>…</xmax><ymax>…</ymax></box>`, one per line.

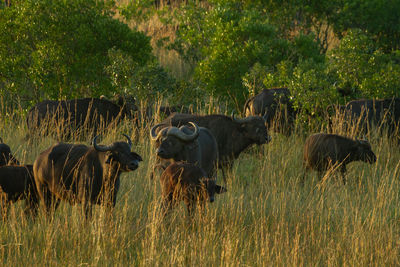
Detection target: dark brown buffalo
<box><xmin>303</xmin><ymin>133</ymin><xmax>377</xmax><ymax>184</ymax></box>
<box><xmin>150</xmin><ymin>122</ymin><xmax>218</xmax><ymax>179</ymax></box>
<box><xmin>26</xmin><ymin>95</ymin><xmax>137</xmax><ymax>139</ymax></box>
<box><xmin>327</xmin><ymin>98</ymin><xmax>400</xmax><ymax>137</ymax></box>
<box><xmin>143</xmin><ymin>105</ymin><xmax>191</xmax><ymax>123</ymax></box>
<box><xmin>160</xmin><ymin>162</ymin><xmax>226</xmax><ymax>216</ymax></box>
<box><xmin>33</xmin><ymin>134</ymin><xmax>142</xmax><ymax>217</ymax></box>
<box><xmin>0</xmin><ymin>138</ymin><xmax>19</xmax><ymax>166</ymax></box>
<box><xmin>0</xmin><ymin>165</ymin><xmax>39</xmax><ymax>218</ymax></box>
<box><xmin>161</xmin><ymin>113</ymin><xmax>271</xmax><ymax>181</ymax></box>
<box><xmin>244</xmin><ymin>88</ymin><xmax>296</xmax><ymax>135</ymax></box>
<box><xmin>158</xmin><ymin>105</ymin><xmax>190</xmax><ymax>118</ymax></box>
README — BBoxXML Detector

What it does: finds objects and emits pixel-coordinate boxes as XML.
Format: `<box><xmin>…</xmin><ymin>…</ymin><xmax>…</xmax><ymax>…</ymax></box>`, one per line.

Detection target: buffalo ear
<box><xmin>131</xmin><ymin>152</ymin><xmax>143</xmax><ymax>162</ymax></box>
<box><xmin>215</xmin><ymin>185</ymin><xmax>227</xmax><ymax>194</ymax></box>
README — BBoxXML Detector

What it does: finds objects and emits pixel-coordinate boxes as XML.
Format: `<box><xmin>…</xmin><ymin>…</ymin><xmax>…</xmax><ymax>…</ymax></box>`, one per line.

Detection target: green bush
<box><xmin>170</xmin><ymin>1</ymin><xmax>323</xmax><ymax>110</ymax></box>
<box><xmin>0</xmin><ymin>0</ymin><xmax>152</xmax><ymax>107</ymax></box>
<box><xmin>327</xmin><ymin>29</ymin><xmax>400</xmax><ymax>99</ymax></box>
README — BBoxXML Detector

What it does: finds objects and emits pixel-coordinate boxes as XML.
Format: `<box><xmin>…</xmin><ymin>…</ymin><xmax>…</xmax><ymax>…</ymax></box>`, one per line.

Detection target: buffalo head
<box><xmin>150</xmin><ymin>122</ymin><xmax>200</xmax><ymax>159</ymax></box>
<box><xmin>116</xmin><ymin>94</ymin><xmax>138</xmax><ymax>115</ymax></box>
<box><xmin>352</xmin><ymin>139</ymin><xmax>377</xmax><ymax>164</ymax></box>
<box><xmin>232</xmin><ymin>114</ymin><xmax>271</xmax><ymax>145</ymax></box>
<box><xmin>93</xmin><ymin>134</ymin><xmax>142</xmax><ymax>171</ymax></box>
<box><xmin>0</xmin><ymin>138</ymin><xmax>19</xmax><ymax>166</ymax></box>
<box><xmin>200</xmin><ymin>177</ymin><xmax>227</xmax><ymax>203</ymax></box>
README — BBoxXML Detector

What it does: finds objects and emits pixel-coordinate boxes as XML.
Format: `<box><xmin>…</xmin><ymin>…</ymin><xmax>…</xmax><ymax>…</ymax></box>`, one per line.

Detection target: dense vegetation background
<box><xmin>1</xmin><ymin>1</ymin><xmax>400</xmax><ymax>266</ymax></box>
<box><xmin>1</xmin><ymin>0</ymin><xmax>400</xmax><ymax>118</ymax></box>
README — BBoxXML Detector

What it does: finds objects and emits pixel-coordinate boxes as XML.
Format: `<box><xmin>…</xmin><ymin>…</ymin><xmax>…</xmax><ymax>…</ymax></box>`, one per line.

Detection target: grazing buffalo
<box><xmin>33</xmin><ymin>134</ymin><xmax>142</xmax><ymax>217</ymax></box>
<box><xmin>303</xmin><ymin>133</ymin><xmax>377</xmax><ymax>184</ymax></box>
<box><xmin>160</xmin><ymin>162</ymin><xmax>226</xmax><ymax>216</ymax></box>
<box><xmin>0</xmin><ymin>138</ymin><xmax>19</xmax><ymax>166</ymax></box>
<box><xmin>26</xmin><ymin>95</ymin><xmax>137</xmax><ymax>139</ymax></box>
<box><xmin>161</xmin><ymin>113</ymin><xmax>271</xmax><ymax>181</ymax></box>
<box><xmin>327</xmin><ymin>98</ymin><xmax>400</xmax><ymax>138</ymax></box>
<box><xmin>0</xmin><ymin>165</ymin><xmax>39</xmax><ymax>218</ymax></box>
<box><xmin>244</xmin><ymin>88</ymin><xmax>296</xmax><ymax>135</ymax></box>
<box><xmin>150</xmin><ymin>122</ymin><xmax>218</xmax><ymax>179</ymax></box>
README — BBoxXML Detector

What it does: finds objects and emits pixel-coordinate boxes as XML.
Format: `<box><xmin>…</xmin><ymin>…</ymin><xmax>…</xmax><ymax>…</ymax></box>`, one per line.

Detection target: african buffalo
<box><xmin>0</xmin><ymin>165</ymin><xmax>39</xmax><ymax>218</ymax></box>
<box><xmin>327</xmin><ymin>98</ymin><xmax>400</xmax><ymax>138</ymax></box>
<box><xmin>26</xmin><ymin>95</ymin><xmax>137</xmax><ymax>139</ymax></box>
<box><xmin>160</xmin><ymin>162</ymin><xmax>226</xmax><ymax>216</ymax></box>
<box><xmin>161</xmin><ymin>113</ymin><xmax>271</xmax><ymax>181</ymax></box>
<box><xmin>150</xmin><ymin>122</ymin><xmax>218</xmax><ymax>179</ymax></box>
<box><xmin>142</xmin><ymin>105</ymin><xmax>191</xmax><ymax>123</ymax></box>
<box><xmin>244</xmin><ymin>88</ymin><xmax>296</xmax><ymax>135</ymax></box>
<box><xmin>0</xmin><ymin>138</ymin><xmax>19</xmax><ymax>166</ymax></box>
<box><xmin>157</xmin><ymin>105</ymin><xmax>190</xmax><ymax>118</ymax></box>
<box><xmin>303</xmin><ymin>133</ymin><xmax>377</xmax><ymax>184</ymax></box>
<box><xmin>33</xmin><ymin>134</ymin><xmax>142</xmax><ymax>217</ymax></box>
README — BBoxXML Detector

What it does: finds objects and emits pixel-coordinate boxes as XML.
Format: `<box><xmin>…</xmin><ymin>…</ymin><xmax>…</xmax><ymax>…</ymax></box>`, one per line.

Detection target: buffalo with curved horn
<box><xmin>160</xmin><ymin>113</ymin><xmax>271</xmax><ymax>182</ymax></box>
<box><xmin>33</xmin><ymin>134</ymin><xmax>142</xmax><ymax>218</ymax></box>
<box><xmin>150</xmin><ymin>122</ymin><xmax>218</xmax><ymax>179</ymax></box>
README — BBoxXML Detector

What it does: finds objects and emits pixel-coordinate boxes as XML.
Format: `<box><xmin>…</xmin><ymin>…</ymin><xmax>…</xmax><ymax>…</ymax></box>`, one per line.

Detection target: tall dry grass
<box><xmin>0</xmin><ymin>105</ymin><xmax>398</xmax><ymax>266</ymax></box>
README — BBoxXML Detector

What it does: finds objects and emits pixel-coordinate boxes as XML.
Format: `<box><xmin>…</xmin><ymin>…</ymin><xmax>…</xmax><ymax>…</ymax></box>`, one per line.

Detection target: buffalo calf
<box><xmin>303</xmin><ymin>133</ymin><xmax>377</xmax><ymax>184</ymax></box>
<box><xmin>0</xmin><ymin>165</ymin><xmax>38</xmax><ymax>218</ymax></box>
<box><xmin>160</xmin><ymin>162</ymin><xmax>226</xmax><ymax>216</ymax></box>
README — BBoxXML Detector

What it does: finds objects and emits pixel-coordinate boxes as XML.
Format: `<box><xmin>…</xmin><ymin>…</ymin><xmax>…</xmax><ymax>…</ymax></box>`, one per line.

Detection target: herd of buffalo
<box><xmin>0</xmin><ymin>88</ymin><xmax>398</xmax><ymax>219</ymax></box>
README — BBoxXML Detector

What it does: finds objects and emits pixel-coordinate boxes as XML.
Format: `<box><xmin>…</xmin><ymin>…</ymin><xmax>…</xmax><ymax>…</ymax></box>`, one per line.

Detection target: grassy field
<box><xmin>0</xmin><ymin>109</ymin><xmax>399</xmax><ymax>266</ymax></box>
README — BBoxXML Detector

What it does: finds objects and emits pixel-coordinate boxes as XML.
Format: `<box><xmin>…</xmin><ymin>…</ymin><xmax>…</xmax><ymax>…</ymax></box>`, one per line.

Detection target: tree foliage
<box><xmin>0</xmin><ymin>0</ymin><xmax>152</xmax><ymax>107</ymax></box>
<box><xmin>2</xmin><ymin>0</ymin><xmax>400</xmax><ymax>118</ymax></box>
<box><xmin>169</xmin><ymin>1</ymin><xmax>322</xmax><ymax>109</ymax></box>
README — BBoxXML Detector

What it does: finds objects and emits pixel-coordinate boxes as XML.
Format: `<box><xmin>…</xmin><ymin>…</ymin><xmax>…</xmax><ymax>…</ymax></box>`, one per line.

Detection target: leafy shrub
<box><xmin>327</xmin><ymin>29</ymin><xmax>400</xmax><ymax>99</ymax></box>
<box><xmin>0</xmin><ymin>0</ymin><xmax>152</xmax><ymax>107</ymax></box>
<box><xmin>169</xmin><ymin>1</ymin><xmax>323</xmax><ymax>110</ymax></box>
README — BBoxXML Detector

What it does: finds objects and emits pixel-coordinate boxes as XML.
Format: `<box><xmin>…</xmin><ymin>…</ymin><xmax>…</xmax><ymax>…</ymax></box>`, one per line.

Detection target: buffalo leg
<box><xmin>0</xmin><ymin>195</ymin><xmax>9</xmax><ymax>221</ymax></box>
<box><xmin>37</xmin><ymin>183</ymin><xmax>59</xmax><ymax>216</ymax></box>
<box><xmin>184</xmin><ymin>198</ymin><xmax>196</xmax><ymax>218</ymax></box>
<box><xmin>24</xmin><ymin>196</ymin><xmax>39</xmax><ymax>219</ymax></box>
<box><xmin>83</xmin><ymin>202</ymin><xmax>93</xmax><ymax>220</ymax></box>
<box><xmin>111</xmin><ymin>178</ymin><xmax>120</xmax><ymax>208</ymax></box>
<box><xmin>340</xmin><ymin>165</ymin><xmax>347</xmax><ymax>185</ymax></box>
<box><xmin>161</xmin><ymin>193</ymin><xmax>174</xmax><ymax>217</ymax></box>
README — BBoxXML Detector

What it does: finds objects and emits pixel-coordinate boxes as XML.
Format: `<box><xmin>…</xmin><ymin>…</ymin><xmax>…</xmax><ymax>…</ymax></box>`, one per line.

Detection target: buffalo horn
<box><xmin>232</xmin><ymin>112</ymin><xmax>252</xmax><ymax>123</ymax></box>
<box><xmin>150</xmin><ymin>123</ymin><xmax>167</xmax><ymax>141</ymax></box>
<box><xmin>123</xmin><ymin>134</ymin><xmax>132</xmax><ymax>149</ymax></box>
<box><xmin>167</xmin><ymin>122</ymin><xmax>199</xmax><ymax>142</ymax></box>
<box><xmin>93</xmin><ymin>135</ymin><xmax>115</xmax><ymax>152</ymax></box>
